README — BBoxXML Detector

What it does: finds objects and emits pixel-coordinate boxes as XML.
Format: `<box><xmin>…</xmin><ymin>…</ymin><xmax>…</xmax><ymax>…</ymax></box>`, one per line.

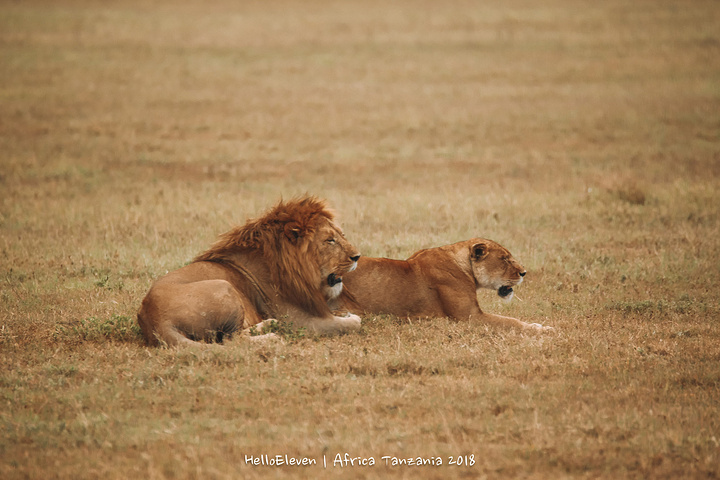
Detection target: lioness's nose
<box><xmin>350</xmin><ymin>254</ymin><xmax>361</xmax><ymax>262</ymax></box>
<box><xmin>519</xmin><ymin>271</ymin><xmax>526</xmax><ymax>277</ymax></box>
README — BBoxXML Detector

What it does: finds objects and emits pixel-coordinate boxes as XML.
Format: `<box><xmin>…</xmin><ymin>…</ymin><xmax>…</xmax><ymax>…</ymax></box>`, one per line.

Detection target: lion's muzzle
<box><xmin>327</xmin><ymin>273</ymin><xmax>343</xmax><ymax>287</ymax></box>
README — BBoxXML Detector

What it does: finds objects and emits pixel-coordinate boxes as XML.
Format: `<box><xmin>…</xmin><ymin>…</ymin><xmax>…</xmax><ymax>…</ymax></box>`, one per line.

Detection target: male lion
<box><xmin>137</xmin><ymin>196</ymin><xmax>362</xmax><ymax>346</ymax></box>
<box><xmin>337</xmin><ymin>238</ymin><xmax>553</xmax><ymax>332</ymax></box>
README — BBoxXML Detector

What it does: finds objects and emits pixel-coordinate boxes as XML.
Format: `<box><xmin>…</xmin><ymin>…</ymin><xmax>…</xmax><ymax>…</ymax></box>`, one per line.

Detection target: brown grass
<box><xmin>2</xmin><ymin>0</ymin><xmax>719</xmax><ymax>478</ymax></box>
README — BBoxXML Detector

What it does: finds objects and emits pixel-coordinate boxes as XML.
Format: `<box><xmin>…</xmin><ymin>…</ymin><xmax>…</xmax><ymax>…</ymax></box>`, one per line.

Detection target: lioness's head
<box><xmin>469</xmin><ymin>238</ymin><xmax>526</xmax><ymax>301</ymax></box>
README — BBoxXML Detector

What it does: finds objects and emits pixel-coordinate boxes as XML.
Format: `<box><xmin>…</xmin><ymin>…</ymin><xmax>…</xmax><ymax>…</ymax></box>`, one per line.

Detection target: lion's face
<box><xmin>312</xmin><ymin>220</ymin><xmax>361</xmax><ymax>300</ymax></box>
<box><xmin>470</xmin><ymin>239</ymin><xmax>526</xmax><ymax>301</ymax></box>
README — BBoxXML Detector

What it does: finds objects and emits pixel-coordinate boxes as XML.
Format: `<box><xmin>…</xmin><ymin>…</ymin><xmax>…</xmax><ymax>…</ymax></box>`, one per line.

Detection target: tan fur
<box><xmin>338</xmin><ymin>238</ymin><xmax>553</xmax><ymax>332</ymax></box>
<box><xmin>137</xmin><ymin>196</ymin><xmax>362</xmax><ymax>346</ymax></box>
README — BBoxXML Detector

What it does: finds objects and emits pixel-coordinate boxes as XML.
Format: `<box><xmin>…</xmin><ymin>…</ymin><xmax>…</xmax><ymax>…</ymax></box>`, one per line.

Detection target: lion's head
<box><xmin>469</xmin><ymin>238</ymin><xmax>526</xmax><ymax>301</ymax></box>
<box><xmin>311</xmin><ymin>220</ymin><xmax>360</xmax><ymax>302</ymax></box>
<box><xmin>194</xmin><ymin>196</ymin><xmax>360</xmax><ymax>316</ymax></box>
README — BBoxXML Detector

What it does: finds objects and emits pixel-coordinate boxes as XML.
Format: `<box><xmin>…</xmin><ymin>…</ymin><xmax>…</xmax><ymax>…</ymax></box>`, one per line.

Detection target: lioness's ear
<box><xmin>472</xmin><ymin>243</ymin><xmax>488</xmax><ymax>260</ymax></box>
<box><xmin>284</xmin><ymin>222</ymin><xmax>303</xmax><ymax>243</ymax></box>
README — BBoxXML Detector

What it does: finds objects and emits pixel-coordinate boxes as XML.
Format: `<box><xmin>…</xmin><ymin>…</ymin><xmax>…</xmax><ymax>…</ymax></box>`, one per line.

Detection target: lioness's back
<box><xmin>342</xmin><ymin>257</ymin><xmax>437</xmax><ymax>316</ymax></box>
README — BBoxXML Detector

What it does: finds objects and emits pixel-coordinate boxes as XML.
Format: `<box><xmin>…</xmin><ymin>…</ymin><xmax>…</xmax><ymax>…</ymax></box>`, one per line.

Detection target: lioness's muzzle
<box><xmin>498</xmin><ymin>285</ymin><xmax>514</xmax><ymax>298</ymax></box>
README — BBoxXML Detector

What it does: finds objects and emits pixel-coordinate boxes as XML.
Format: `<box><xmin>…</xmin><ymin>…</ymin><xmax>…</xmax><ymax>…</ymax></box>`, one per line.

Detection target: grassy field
<box><xmin>2</xmin><ymin>0</ymin><xmax>719</xmax><ymax>478</ymax></box>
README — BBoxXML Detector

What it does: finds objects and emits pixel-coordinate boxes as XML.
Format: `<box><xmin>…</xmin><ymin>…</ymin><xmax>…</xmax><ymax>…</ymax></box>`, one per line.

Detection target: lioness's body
<box><xmin>138</xmin><ymin>197</ymin><xmax>362</xmax><ymax>346</ymax></box>
<box><xmin>340</xmin><ymin>238</ymin><xmax>551</xmax><ymax>332</ymax></box>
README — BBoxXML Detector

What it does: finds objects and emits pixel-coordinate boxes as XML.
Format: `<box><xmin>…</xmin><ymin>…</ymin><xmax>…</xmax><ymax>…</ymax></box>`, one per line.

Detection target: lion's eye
<box><xmin>327</xmin><ymin>238</ymin><xmax>336</xmax><ymax>244</ymax></box>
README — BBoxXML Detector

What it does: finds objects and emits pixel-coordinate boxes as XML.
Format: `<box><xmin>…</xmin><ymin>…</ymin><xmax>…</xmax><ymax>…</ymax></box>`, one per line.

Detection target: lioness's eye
<box><xmin>327</xmin><ymin>238</ymin><xmax>336</xmax><ymax>244</ymax></box>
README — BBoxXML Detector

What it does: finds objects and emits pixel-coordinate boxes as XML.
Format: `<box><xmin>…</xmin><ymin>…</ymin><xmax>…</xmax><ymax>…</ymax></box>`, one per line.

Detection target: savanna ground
<box><xmin>1</xmin><ymin>0</ymin><xmax>719</xmax><ymax>478</ymax></box>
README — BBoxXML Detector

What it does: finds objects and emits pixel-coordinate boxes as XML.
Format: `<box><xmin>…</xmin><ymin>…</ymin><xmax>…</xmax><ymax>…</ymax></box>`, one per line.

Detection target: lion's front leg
<box><xmin>293</xmin><ymin>311</ymin><xmax>362</xmax><ymax>335</ymax></box>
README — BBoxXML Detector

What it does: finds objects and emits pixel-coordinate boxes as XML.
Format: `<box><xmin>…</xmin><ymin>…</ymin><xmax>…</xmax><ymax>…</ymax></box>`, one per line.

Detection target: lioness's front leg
<box><xmin>476</xmin><ymin>313</ymin><xmax>554</xmax><ymax>333</ymax></box>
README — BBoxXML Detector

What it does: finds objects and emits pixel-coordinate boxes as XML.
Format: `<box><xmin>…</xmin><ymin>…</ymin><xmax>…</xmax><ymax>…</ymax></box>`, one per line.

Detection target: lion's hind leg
<box><xmin>139</xmin><ymin>279</ymin><xmax>248</xmax><ymax>346</ymax></box>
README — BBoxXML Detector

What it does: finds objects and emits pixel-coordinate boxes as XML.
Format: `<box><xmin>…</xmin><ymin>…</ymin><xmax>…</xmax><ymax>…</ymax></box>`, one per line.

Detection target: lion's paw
<box><xmin>246</xmin><ymin>332</ymin><xmax>284</xmax><ymax>344</ymax></box>
<box><xmin>336</xmin><ymin>313</ymin><xmax>362</xmax><ymax>332</ymax></box>
<box><xmin>243</xmin><ymin>318</ymin><xmax>277</xmax><ymax>336</ymax></box>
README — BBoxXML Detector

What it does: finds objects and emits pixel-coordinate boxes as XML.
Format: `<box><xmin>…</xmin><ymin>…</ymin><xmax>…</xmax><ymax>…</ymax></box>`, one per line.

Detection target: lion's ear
<box><xmin>472</xmin><ymin>243</ymin><xmax>488</xmax><ymax>260</ymax></box>
<box><xmin>284</xmin><ymin>222</ymin><xmax>303</xmax><ymax>243</ymax></box>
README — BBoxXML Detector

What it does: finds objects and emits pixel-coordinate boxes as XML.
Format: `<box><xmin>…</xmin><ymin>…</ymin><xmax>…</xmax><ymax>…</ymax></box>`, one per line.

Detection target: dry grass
<box><xmin>2</xmin><ymin>0</ymin><xmax>720</xmax><ymax>478</ymax></box>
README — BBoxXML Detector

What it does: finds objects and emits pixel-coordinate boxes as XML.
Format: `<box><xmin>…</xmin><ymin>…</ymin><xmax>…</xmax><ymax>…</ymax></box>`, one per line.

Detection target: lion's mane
<box><xmin>193</xmin><ymin>196</ymin><xmax>336</xmax><ymax>317</ymax></box>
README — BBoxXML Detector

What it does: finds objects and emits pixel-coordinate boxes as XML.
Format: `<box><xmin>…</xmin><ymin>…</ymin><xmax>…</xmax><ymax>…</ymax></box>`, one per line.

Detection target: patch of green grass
<box><xmin>55</xmin><ymin>315</ymin><xmax>142</xmax><ymax>343</ymax></box>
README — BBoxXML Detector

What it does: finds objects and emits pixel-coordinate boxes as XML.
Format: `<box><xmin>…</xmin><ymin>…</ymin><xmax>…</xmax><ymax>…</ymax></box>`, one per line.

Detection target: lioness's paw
<box><xmin>527</xmin><ymin>323</ymin><xmax>555</xmax><ymax>333</ymax></box>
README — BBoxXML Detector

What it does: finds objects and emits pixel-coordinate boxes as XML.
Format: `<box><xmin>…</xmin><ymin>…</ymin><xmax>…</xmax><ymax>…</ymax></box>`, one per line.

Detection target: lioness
<box><xmin>137</xmin><ymin>196</ymin><xmax>362</xmax><ymax>346</ymax></box>
<box><xmin>338</xmin><ymin>238</ymin><xmax>552</xmax><ymax>332</ymax></box>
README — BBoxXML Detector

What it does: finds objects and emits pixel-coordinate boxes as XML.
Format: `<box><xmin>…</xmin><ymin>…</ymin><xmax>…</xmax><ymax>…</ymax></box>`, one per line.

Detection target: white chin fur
<box><xmin>325</xmin><ymin>282</ymin><xmax>343</xmax><ymax>300</ymax></box>
<box><xmin>500</xmin><ymin>291</ymin><xmax>514</xmax><ymax>303</ymax></box>
<box><xmin>349</xmin><ymin>261</ymin><xmax>357</xmax><ymax>272</ymax></box>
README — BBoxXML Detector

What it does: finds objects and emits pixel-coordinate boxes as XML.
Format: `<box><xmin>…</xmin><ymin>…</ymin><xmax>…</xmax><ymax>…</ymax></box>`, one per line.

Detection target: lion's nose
<box><xmin>350</xmin><ymin>254</ymin><xmax>361</xmax><ymax>262</ymax></box>
<box><xmin>519</xmin><ymin>271</ymin><xmax>526</xmax><ymax>277</ymax></box>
